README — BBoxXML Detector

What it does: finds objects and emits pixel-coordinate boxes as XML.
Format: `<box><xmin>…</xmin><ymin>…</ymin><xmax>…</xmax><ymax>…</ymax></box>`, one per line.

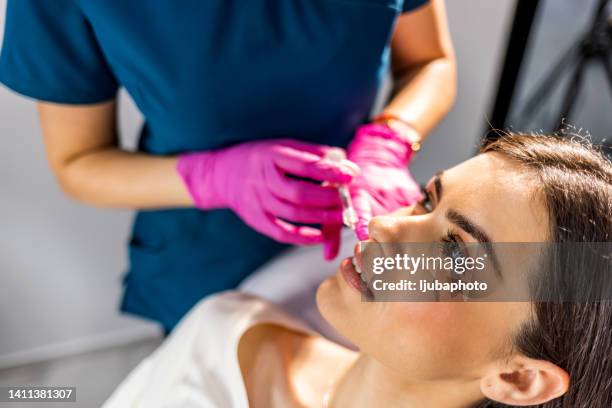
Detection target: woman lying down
<box><xmin>104</xmin><ymin>134</ymin><xmax>612</xmax><ymax>408</ymax></box>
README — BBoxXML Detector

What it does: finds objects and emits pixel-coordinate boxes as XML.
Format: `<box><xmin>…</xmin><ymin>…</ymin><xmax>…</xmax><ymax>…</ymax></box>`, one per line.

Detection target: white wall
<box><xmin>0</xmin><ymin>0</ymin><xmax>160</xmax><ymax>368</ymax></box>
<box><xmin>411</xmin><ymin>0</ymin><xmax>516</xmax><ymax>182</ymax></box>
<box><xmin>0</xmin><ymin>0</ymin><xmax>516</xmax><ymax>368</ymax></box>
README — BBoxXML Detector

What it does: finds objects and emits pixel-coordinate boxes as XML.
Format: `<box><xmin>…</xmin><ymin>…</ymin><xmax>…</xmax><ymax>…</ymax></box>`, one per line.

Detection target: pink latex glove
<box><xmin>347</xmin><ymin>123</ymin><xmax>423</xmax><ymax>241</ymax></box>
<box><xmin>177</xmin><ymin>139</ymin><xmax>358</xmax><ymax>246</ymax></box>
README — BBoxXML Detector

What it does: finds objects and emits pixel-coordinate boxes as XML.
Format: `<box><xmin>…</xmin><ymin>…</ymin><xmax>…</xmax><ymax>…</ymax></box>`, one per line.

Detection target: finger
<box><xmin>266</xmin><ymin>167</ymin><xmax>342</xmax><ymax>207</ymax></box>
<box><xmin>262</xmin><ymin>215</ymin><xmax>324</xmax><ymax>245</ymax></box>
<box><xmin>281</xmin><ymin>142</ymin><xmax>360</xmax><ymax>174</ymax></box>
<box><xmin>265</xmin><ymin>195</ymin><xmax>343</xmax><ymax>224</ymax></box>
<box><xmin>278</xmin><ymin>139</ymin><xmax>337</xmax><ymax>157</ymax></box>
<box><xmin>354</xmin><ymin>220</ymin><xmax>370</xmax><ymax>241</ymax></box>
<box><xmin>396</xmin><ymin>185</ymin><xmax>424</xmax><ymax>206</ymax></box>
<box><xmin>351</xmin><ymin>188</ymin><xmax>372</xmax><ymax>241</ymax></box>
<box><xmin>272</xmin><ymin>145</ymin><xmax>357</xmax><ymax>184</ymax></box>
<box><xmin>322</xmin><ymin>222</ymin><xmax>342</xmax><ymax>260</ymax></box>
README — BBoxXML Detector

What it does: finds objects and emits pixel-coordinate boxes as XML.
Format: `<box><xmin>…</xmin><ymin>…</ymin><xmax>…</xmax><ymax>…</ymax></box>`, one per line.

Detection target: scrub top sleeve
<box><xmin>0</xmin><ymin>0</ymin><xmax>118</xmax><ymax>104</ymax></box>
<box><xmin>402</xmin><ymin>0</ymin><xmax>429</xmax><ymax>13</ymax></box>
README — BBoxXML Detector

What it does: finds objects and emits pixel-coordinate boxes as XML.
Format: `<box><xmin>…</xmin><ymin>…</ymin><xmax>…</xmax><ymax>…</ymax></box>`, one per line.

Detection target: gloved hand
<box><xmin>347</xmin><ymin>123</ymin><xmax>422</xmax><ymax>241</ymax></box>
<box><xmin>177</xmin><ymin>139</ymin><xmax>358</xmax><ymax>246</ymax></box>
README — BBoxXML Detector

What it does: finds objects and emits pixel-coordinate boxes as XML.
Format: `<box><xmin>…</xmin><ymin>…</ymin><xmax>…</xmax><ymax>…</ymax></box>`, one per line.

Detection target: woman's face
<box><xmin>317</xmin><ymin>152</ymin><xmax>549</xmax><ymax>382</ymax></box>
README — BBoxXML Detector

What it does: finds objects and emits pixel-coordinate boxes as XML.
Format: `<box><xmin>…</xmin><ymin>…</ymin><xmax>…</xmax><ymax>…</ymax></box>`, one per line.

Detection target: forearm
<box><xmin>38</xmin><ymin>100</ymin><xmax>193</xmax><ymax>209</ymax></box>
<box><xmin>383</xmin><ymin>56</ymin><xmax>457</xmax><ymax>139</ymax></box>
<box><xmin>56</xmin><ymin>148</ymin><xmax>193</xmax><ymax>209</ymax></box>
<box><xmin>382</xmin><ymin>0</ymin><xmax>457</xmax><ymax>140</ymax></box>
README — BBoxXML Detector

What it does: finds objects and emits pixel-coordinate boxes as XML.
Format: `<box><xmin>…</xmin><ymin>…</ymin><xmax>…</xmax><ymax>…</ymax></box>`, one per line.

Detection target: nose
<box><xmin>367</xmin><ymin>205</ymin><xmax>434</xmax><ymax>243</ymax></box>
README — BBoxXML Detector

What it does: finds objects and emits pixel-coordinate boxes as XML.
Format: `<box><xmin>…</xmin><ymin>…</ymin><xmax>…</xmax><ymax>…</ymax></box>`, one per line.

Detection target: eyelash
<box><xmin>441</xmin><ymin>230</ymin><xmax>466</xmax><ymax>259</ymax></box>
<box><xmin>418</xmin><ymin>190</ymin><xmax>434</xmax><ymax>212</ymax></box>
<box><xmin>420</xmin><ymin>190</ymin><xmax>472</xmax><ymax>299</ymax></box>
<box><xmin>419</xmin><ymin>189</ymin><xmax>466</xmax><ymax>258</ymax></box>
<box><xmin>441</xmin><ymin>231</ymin><xmax>472</xmax><ymax>300</ymax></box>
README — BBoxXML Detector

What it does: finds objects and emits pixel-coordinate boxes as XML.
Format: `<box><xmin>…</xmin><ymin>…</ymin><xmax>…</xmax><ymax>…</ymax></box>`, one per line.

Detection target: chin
<box><xmin>316</xmin><ymin>275</ymin><xmax>346</xmax><ymax>328</ymax></box>
<box><xmin>315</xmin><ymin>276</ymin><xmax>337</xmax><ymax>318</ymax></box>
<box><xmin>316</xmin><ymin>274</ymin><xmax>362</xmax><ymax>344</ymax></box>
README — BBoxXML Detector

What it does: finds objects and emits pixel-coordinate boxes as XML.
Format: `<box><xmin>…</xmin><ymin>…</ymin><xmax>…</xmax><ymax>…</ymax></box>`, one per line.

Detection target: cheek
<box><xmin>318</xmin><ymin>280</ymin><xmax>525</xmax><ymax>381</ymax></box>
<box><xmin>399</xmin><ymin>304</ymin><xmax>505</xmax><ymax>361</ymax></box>
<box><xmin>361</xmin><ymin>303</ymin><xmax>507</xmax><ymax>380</ymax></box>
<box><xmin>388</xmin><ymin>303</ymin><xmax>459</xmax><ymax>350</ymax></box>
<box><xmin>356</xmin><ymin>304</ymin><xmax>459</xmax><ymax>377</ymax></box>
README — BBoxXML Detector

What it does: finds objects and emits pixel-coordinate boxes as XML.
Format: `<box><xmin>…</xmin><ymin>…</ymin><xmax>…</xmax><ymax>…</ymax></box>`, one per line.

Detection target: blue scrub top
<box><xmin>0</xmin><ymin>0</ymin><xmax>428</xmax><ymax>330</ymax></box>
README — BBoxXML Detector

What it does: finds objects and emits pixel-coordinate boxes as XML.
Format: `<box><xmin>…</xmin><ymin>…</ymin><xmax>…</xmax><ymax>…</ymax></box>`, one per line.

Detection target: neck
<box><xmin>328</xmin><ymin>354</ymin><xmax>483</xmax><ymax>408</ymax></box>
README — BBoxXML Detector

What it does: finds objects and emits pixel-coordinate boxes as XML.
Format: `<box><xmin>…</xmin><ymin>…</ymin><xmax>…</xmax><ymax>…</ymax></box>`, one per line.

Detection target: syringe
<box><xmin>325</xmin><ymin>150</ymin><xmax>358</xmax><ymax>230</ymax></box>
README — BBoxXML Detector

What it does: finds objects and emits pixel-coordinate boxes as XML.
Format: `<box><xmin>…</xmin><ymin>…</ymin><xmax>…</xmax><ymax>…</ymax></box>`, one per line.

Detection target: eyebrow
<box><xmin>446</xmin><ymin>210</ymin><xmax>503</xmax><ymax>279</ymax></box>
<box><xmin>433</xmin><ymin>171</ymin><xmax>443</xmax><ymax>203</ymax></box>
<box><xmin>446</xmin><ymin>210</ymin><xmax>492</xmax><ymax>244</ymax></box>
<box><xmin>433</xmin><ymin>172</ymin><xmax>503</xmax><ymax>278</ymax></box>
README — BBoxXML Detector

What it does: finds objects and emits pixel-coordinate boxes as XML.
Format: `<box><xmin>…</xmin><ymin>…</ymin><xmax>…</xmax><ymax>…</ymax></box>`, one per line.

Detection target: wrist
<box><xmin>176</xmin><ymin>151</ymin><xmax>227</xmax><ymax>209</ymax></box>
<box><xmin>372</xmin><ymin>113</ymin><xmax>422</xmax><ymax>153</ymax></box>
<box><xmin>349</xmin><ymin>123</ymin><xmax>414</xmax><ymax>167</ymax></box>
<box><xmin>168</xmin><ymin>156</ymin><xmax>197</xmax><ymax>207</ymax></box>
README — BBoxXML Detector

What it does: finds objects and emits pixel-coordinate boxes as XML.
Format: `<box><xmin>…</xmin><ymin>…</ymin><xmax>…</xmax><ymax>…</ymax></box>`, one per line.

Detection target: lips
<box><xmin>352</xmin><ymin>243</ymin><xmax>363</xmax><ymax>274</ymax></box>
<box><xmin>339</xmin><ymin>243</ymin><xmax>373</xmax><ymax>299</ymax></box>
<box><xmin>340</xmin><ymin>258</ymin><xmax>364</xmax><ymax>294</ymax></box>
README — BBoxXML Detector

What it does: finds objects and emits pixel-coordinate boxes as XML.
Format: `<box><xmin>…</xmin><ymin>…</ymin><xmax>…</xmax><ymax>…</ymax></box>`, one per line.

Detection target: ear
<box><xmin>480</xmin><ymin>356</ymin><xmax>569</xmax><ymax>406</ymax></box>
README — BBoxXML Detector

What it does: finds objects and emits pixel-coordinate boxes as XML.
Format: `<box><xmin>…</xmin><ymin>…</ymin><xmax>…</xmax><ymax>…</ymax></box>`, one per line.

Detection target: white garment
<box><xmin>103</xmin><ymin>292</ymin><xmax>314</xmax><ymax>408</ymax></box>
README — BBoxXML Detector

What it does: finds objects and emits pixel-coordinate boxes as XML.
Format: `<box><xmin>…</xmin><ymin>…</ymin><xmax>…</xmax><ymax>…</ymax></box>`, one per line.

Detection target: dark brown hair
<box><xmin>474</xmin><ymin>132</ymin><xmax>612</xmax><ymax>407</ymax></box>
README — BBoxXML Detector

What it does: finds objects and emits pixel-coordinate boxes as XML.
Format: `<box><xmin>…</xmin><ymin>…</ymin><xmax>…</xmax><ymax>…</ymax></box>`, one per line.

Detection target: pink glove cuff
<box><xmin>347</xmin><ymin>123</ymin><xmax>414</xmax><ymax>168</ymax></box>
<box><xmin>177</xmin><ymin>151</ymin><xmax>227</xmax><ymax>209</ymax></box>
